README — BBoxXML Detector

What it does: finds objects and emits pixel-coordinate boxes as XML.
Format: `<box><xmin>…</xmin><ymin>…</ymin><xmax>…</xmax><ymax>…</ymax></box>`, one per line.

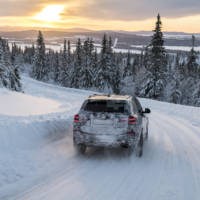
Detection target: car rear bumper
<box><xmin>73</xmin><ymin>130</ymin><xmax>136</xmax><ymax>147</ymax></box>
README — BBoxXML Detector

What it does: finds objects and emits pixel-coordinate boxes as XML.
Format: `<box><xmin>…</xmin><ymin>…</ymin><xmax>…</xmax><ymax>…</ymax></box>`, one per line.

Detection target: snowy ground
<box><xmin>0</xmin><ymin>76</ymin><xmax>200</xmax><ymax>200</ymax></box>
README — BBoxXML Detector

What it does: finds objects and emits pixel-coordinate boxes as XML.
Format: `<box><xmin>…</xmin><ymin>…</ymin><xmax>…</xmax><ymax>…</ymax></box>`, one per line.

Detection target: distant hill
<box><xmin>1</xmin><ymin>29</ymin><xmax>200</xmax><ymax>49</ymax></box>
<box><xmin>0</xmin><ymin>26</ymin><xmax>92</xmax><ymax>32</ymax></box>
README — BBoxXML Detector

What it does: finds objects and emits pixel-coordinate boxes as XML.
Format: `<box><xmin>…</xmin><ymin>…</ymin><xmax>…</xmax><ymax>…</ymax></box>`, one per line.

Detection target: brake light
<box><xmin>74</xmin><ymin>114</ymin><xmax>79</xmax><ymax>123</ymax></box>
<box><xmin>128</xmin><ymin>116</ymin><xmax>137</xmax><ymax>125</ymax></box>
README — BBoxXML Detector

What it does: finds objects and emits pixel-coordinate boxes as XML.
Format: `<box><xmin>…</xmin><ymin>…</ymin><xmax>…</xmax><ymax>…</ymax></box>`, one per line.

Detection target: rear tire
<box><xmin>127</xmin><ymin>145</ymin><xmax>134</xmax><ymax>156</ymax></box>
<box><xmin>75</xmin><ymin>144</ymin><xmax>87</xmax><ymax>154</ymax></box>
<box><xmin>74</xmin><ymin>137</ymin><xmax>87</xmax><ymax>154</ymax></box>
<box><xmin>145</xmin><ymin>125</ymin><xmax>149</xmax><ymax>140</ymax></box>
<box><xmin>136</xmin><ymin>134</ymin><xmax>143</xmax><ymax>157</ymax></box>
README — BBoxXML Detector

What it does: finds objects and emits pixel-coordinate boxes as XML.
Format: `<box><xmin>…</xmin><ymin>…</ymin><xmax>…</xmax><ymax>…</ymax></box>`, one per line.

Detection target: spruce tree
<box><xmin>32</xmin><ymin>31</ymin><xmax>47</xmax><ymax>81</ymax></box>
<box><xmin>149</xmin><ymin>14</ymin><xmax>167</xmax><ymax>99</ymax></box>
<box><xmin>187</xmin><ymin>35</ymin><xmax>198</xmax><ymax>77</ymax></box>
<box><xmin>53</xmin><ymin>52</ymin><xmax>61</xmax><ymax>82</ymax></box>
<box><xmin>112</xmin><ymin>53</ymin><xmax>121</xmax><ymax>94</ymax></box>
<box><xmin>91</xmin><ymin>48</ymin><xmax>99</xmax><ymax>87</ymax></box>
<box><xmin>0</xmin><ymin>38</ymin><xmax>21</xmax><ymax>91</ymax></box>
<box><xmin>71</xmin><ymin>38</ymin><xmax>82</xmax><ymax>88</ymax></box>
<box><xmin>61</xmin><ymin>39</ymin><xmax>69</xmax><ymax>86</ymax></box>
<box><xmin>80</xmin><ymin>38</ymin><xmax>93</xmax><ymax>88</ymax></box>
<box><xmin>96</xmin><ymin>34</ymin><xmax>108</xmax><ymax>90</ymax></box>
<box><xmin>123</xmin><ymin>51</ymin><xmax>132</xmax><ymax>78</ymax></box>
<box><xmin>96</xmin><ymin>34</ymin><xmax>113</xmax><ymax>92</ymax></box>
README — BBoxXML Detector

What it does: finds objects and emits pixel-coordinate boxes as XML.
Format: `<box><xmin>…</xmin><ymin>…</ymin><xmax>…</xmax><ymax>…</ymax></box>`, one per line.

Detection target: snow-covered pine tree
<box><xmin>67</xmin><ymin>40</ymin><xmax>71</xmax><ymax>64</ymax></box>
<box><xmin>123</xmin><ymin>51</ymin><xmax>132</xmax><ymax>78</ymax></box>
<box><xmin>88</xmin><ymin>39</ymin><xmax>96</xmax><ymax>87</ymax></box>
<box><xmin>66</xmin><ymin>40</ymin><xmax>73</xmax><ymax>85</ymax></box>
<box><xmin>107</xmin><ymin>36</ymin><xmax>116</xmax><ymax>92</ymax></box>
<box><xmin>11</xmin><ymin>43</ymin><xmax>21</xmax><ymax>65</ymax></box>
<box><xmin>121</xmin><ymin>51</ymin><xmax>135</xmax><ymax>95</ymax></box>
<box><xmin>149</xmin><ymin>14</ymin><xmax>167</xmax><ymax>99</ymax></box>
<box><xmin>45</xmin><ymin>49</ymin><xmax>55</xmax><ymax>81</ymax></box>
<box><xmin>96</xmin><ymin>34</ymin><xmax>113</xmax><ymax>92</ymax></box>
<box><xmin>0</xmin><ymin>37</ymin><xmax>21</xmax><ymax>91</ymax></box>
<box><xmin>71</xmin><ymin>38</ymin><xmax>82</xmax><ymax>88</ymax></box>
<box><xmin>165</xmin><ymin>53</ymin><xmax>182</xmax><ymax>104</ymax></box>
<box><xmin>0</xmin><ymin>38</ymin><xmax>9</xmax><ymax>88</ymax></box>
<box><xmin>187</xmin><ymin>35</ymin><xmax>199</xmax><ymax>78</ymax></box>
<box><xmin>132</xmin><ymin>54</ymin><xmax>140</xmax><ymax>76</ymax></box>
<box><xmin>91</xmin><ymin>48</ymin><xmax>99</xmax><ymax>88</ymax></box>
<box><xmin>135</xmin><ymin>46</ymin><xmax>153</xmax><ymax>97</ymax></box>
<box><xmin>23</xmin><ymin>44</ymin><xmax>35</xmax><ymax>64</ymax></box>
<box><xmin>11</xmin><ymin>43</ymin><xmax>24</xmax><ymax>74</ymax></box>
<box><xmin>181</xmin><ymin>35</ymin><xmax>200</xmax><ymax>106</ymax></box>
<box><xmin>79</xmin><ymin>38</ymin><xmax>93</xmax><ymax>88</ymax></box>
<box><xmin>112</xmin><ymin>52</ymin><xmax>121</xmax><ymax>94</ymax></box>
<box><xmin>96</xmin><ymin>34</ymin><xmax>108</xmax><ymax>91</ymax></box>
<box><xmin>32</xmin><ymin>31</ymin><xmax>47</xmax><ymax>81</ymax></box>
<box><xmin>60</xmin><ymin>39</ymin><xmax>70</xmax><ymax>87</ymax></box>
<box><xmin>53</xmin><ymin>52</ymin><xmax>62</xmax><ymax>82</ymax></box>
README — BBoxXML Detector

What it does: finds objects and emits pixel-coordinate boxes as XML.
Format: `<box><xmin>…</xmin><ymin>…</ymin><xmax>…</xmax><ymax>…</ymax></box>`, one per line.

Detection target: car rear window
<box><xmin>84</xmin><ymin>100</ymin><xmax>129</xmax><ymax>113</ymax></box>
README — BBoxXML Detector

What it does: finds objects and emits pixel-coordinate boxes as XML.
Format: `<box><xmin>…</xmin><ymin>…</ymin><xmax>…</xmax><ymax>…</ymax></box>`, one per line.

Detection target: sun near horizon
<box><xmin>34</xmin><ymin>5</ymin><xmax>65</xmax><ymax>23</ymax></box>
<box><xmin>1</xmin><ymin>1</ymin><xmax>200</xmax><ymax>33</ymax></box>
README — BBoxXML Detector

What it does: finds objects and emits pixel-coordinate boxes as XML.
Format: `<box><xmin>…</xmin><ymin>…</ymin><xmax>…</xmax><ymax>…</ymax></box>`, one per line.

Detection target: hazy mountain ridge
<box><xmin>1</xmin><ymin>29</ymin><xmax>200</xmax><ymax>49</ymax></box>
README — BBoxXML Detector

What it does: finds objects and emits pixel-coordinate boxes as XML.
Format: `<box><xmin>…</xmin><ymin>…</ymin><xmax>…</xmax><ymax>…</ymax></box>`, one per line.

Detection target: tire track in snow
<box><xmin>128</xmin><ymin>112</ymin><xmax>179</xmax><ymax>200</ymax></box>
<box><xmin>151</xmin><ymin>112</ymin><xmax>200</xmax><ymax>200</ymax></box>
<box><xmin>16</xmin><ymin>112</ymin><xmax>172</xmax><ymax>200</ymax></box>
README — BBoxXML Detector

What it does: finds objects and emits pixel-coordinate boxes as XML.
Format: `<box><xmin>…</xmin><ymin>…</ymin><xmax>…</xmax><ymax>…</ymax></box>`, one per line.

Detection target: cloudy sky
<box><xmin>0</xmin><ymin>0</ymin><xmax>200</xmax><ymax>32</ymax></box>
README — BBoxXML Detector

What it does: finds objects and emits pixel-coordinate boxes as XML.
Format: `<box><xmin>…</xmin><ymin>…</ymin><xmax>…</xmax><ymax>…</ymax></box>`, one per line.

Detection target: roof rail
<box><xmin>88</xmin><ymin>93</ymin><xmax>103</xmax><ymax>98</ymax></box>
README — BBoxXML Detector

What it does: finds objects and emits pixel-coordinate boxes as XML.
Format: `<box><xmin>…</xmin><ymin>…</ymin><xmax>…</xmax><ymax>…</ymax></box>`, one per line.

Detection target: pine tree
<box><xmin>61</xmin><ymin>39</ymin><xmax>69</xmax><ymax>86</ymax></box>
<box><xmin>71</xmin><ymin>38</ymin><xmax>82</xmax><ymax>88</ymax></box>
<box><xmin>0</xmin><ymin>38</ymin><xmax>21</xmax><ymax>91</ymax></box>
<box><xmin>149</xmin><ymin>14</ymin><xmax>167</xmax><ymax>99</ymax></box>
<box><xmin>91</xmin><ymin>48</ymin><xmax>99</xmax><ymax>87</ymax></box>
<box><xmin>67</xmin><ymin>40</ymin><xmax>71</xmax><ymax>63</ymax></box>
<box><xmin>80</xmin><ymin>38</ymin><xmax>93</xmax><ymax>88</ymax></box>
<box><xmin>112</xmin><ymin>53</ymin><xmax>121</xmax><ymax>94</ymax></box>
<box><xmin>166</xmin><ymin>54</ymin><xmax>182</xmax><ymax>104</ymax></box>
<box><xmin>96</xmin><ymin>34</ymin><xmax>113</xmax><ymax>92</ymax></box>
<box><xmin>53</xmin><ymin>52</ymin><xmax>61</xmax><ymax>82</ymax></box>
<box><xmin>96</xmin><ymin>34</ymin><xmax>108</xmax><ymax>90</ymax></box>
<box><xmin>32</xmin><ymin>31</ymin><xmax>47</xmax><ymax>81</ymax></box>
<box><xmin>123</xmin><ymin>51</ymin><xmax>132</xmax><ymax>77</ymax></box>
<box><xmin>187</xmin><ymin>35</ymin><xmax>198</xmax><ymax>77</ymax></box>
<box><xmin>23</xmin><ymin>44</ymin><xmax>35</xmax><ymax>64</ymax></box>
<box><xmin>46</xmin><ymin>49</ymin><xmax>55</xmax><ymax>80</ymax></box>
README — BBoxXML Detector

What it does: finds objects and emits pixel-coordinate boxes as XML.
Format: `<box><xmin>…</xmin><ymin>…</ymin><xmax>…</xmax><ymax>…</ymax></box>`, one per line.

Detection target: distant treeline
<box><xmin>1</xmin><ymin>14</ymin><xmax>200</xmax><ymax>106</ymax></box>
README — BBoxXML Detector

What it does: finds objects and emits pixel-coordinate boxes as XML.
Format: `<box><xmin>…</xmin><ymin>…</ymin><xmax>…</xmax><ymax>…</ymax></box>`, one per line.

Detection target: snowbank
<box><xmin>0</xmin><ymin>88</ymin><xmax>63</xmax><ymax>116</ymax></box>
<box><xmin>0</xmin><ymin>76</ymin><xmax>94</xmax><ymax>199</ymax></box>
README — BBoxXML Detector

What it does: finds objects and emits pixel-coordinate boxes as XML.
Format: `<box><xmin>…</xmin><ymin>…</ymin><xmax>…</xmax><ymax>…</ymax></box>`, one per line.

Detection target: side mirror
<box><xmin>143</xmin><ymin>108</ymin><xmax>151</xmax><ymax>114</ymax></box>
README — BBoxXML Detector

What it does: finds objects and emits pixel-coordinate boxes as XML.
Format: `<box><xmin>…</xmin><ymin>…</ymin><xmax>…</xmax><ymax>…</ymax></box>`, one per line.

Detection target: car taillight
<box><xmin>128</xmin><ymin>116</ymin><xmax>137</xmax><ymax>125</ymax></box>
<box><xmin>74</xmin><ymin>114</ymin><xmax>79</xmax><ymax>123</ymax></box>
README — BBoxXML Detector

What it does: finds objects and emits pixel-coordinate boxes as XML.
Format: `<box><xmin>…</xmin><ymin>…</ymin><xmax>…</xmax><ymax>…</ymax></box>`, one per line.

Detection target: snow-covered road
<box><xmin>1</xmin><ymin>76</ymin><xmax>200</xmax><ymax>200</ymax></box>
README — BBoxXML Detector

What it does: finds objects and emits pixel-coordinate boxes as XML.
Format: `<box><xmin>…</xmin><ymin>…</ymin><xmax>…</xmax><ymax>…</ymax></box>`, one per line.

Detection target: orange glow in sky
<box><xmin>34</xmin><ymin>5</ymin><xmax>65</xmax><ymax>22</ymax></box>
<box><xmin>1</xmin><ymin>1</ymin><xmax>200</xmax><ymax>33</ymax></box>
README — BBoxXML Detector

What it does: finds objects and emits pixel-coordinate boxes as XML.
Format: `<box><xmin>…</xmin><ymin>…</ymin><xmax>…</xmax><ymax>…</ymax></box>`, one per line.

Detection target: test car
<box><xmin>73</xmin><ymin>94</ymin><xmax>151</xmax><ymax>157</ymax></box>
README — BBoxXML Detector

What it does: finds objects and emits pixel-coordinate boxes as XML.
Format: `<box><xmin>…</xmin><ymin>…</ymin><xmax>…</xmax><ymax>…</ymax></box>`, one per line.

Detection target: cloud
<box><xmin>1</xmin><ymin>0</ymin><xmax>200</xmax><ymax>20</ymax></box>
<box><xmin>0</xmin><ymin>0</ymin><xmax>68</xmax><ymax>16</ymax></box>
<box><xmin>63</xmin><ymin>0</ymin><xmax>200</xmax><ymax>21</ymax></box>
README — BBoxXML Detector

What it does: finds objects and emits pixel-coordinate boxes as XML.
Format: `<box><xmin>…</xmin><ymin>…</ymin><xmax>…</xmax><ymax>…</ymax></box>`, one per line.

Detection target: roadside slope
<box><xmin>0</xmin><ymin>76</ymin><xmax>94</xmax><ymax>199</ymax></box>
